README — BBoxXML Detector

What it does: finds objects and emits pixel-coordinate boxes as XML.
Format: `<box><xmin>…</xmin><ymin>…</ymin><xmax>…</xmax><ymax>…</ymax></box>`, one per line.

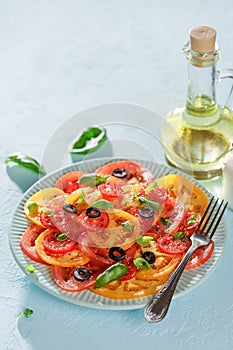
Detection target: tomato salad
<box><xmin>20</xmin><ymin>160</ymin><xmax>213</xmax><ymax>299</ymax></box>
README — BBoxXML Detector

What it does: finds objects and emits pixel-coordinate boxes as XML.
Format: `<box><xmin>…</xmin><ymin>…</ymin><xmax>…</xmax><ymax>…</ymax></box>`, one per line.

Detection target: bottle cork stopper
<box><xmin>190</xmin><ymin>26</ymin><xmax>216</xmax><ymax>53</ymax></box>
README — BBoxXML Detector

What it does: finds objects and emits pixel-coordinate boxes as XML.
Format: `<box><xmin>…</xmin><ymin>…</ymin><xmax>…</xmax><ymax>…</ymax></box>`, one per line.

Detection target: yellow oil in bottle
<box><xmin>160</xmin><ymin>26</ymin><xmax>233</xmax><ymax>180</ymax></box>
<box><xmin>161</xmin><ymin>98</ymin><xmax>233</xmax><ymax>179</ymax></box>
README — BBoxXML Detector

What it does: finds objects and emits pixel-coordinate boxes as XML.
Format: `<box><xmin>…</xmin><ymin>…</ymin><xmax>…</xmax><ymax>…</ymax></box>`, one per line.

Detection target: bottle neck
<box><xmin>183</xmin><ymin>43</ymin><xmax>220</xmax><ymax>126</ymax></box>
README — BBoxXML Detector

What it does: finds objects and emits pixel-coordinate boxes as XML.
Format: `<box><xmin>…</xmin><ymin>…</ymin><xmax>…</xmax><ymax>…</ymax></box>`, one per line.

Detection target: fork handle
<box><xmin>144</xmin><ymin>245</ymin><xmax>196</xmax><ymax>322</ymax></box>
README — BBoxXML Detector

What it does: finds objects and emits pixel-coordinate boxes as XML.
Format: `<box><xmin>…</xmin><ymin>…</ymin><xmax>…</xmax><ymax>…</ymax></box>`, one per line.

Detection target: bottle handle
<box><xmin>217</xmin><ymin>69</ymin><xmax>233</xmax><ymax>110</ymax></box>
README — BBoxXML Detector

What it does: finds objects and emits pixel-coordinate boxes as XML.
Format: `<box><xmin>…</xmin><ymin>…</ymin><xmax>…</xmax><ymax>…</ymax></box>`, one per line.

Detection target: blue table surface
<box><xmin>1</xmin><ymin>1</ymin><xmax>233</xmax><ymax>349</ymax></box>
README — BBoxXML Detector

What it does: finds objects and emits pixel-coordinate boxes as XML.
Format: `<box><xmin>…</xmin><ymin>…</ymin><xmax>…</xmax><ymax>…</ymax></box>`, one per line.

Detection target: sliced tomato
<box><xmin>185</xmin><ymin>240</ymin><xmax>214</xmax><ymax>270</ymax></box>
<box><xmin>35</xmin><ymin>229</ymin><xmax>90</xmax><ymax>266</ymax></box>
<box><xmin>98</xmin><ymin>175</ymin><xmax>125</xmax><ymax>201</ymax></box>
<box><xmin>164</xmin><ymin>196</ymin><xmax>176</xmax><ymax>211</ymax></box>
<box><xmin>78</xmin><ymin>232</ymin><xmax>113</xmax><ymax>267</ymax></box>
<box><xmin>98</xmin><ymin>183</ymin><xmax>123</xmax><ymax>201</ymax></box>
<box><xmin>40</xmin><ymin>211</ymin><xmax>56</xmax><ymax>228</ymax></box>
<box><xmin>78</xmin><ymin>207</ymin><xmax>109</xmax><ymax>233</ymax></box>
<box><xmin>95</xmin><ymin>160</ymin><xmax>154</xmax><ymax>185</ymax></box>
<box><xmin>157</xmin><ymin>234</ymin><xmax>188</xmax><ymax>255</ymax></box>
<box><xmin>78</xmin><ymin>232</ymin><xmax>138</xmax><ymax>268</ymax></box>
<box><xmin>52</xmin><ymin>264</ymin><xmax>103</xmax><ymax>292</ymax></box>
<box><xmin>46</xmin><ymin>195</ymin><xmax>81</xmax><ymax>241</ymax></box>
<box><xmin>53</xmin><ymin>171</ymin><xmax>86</xmax><ymax>193</ymax></box>
<box><xmin>147</xmin><ymin>186</ymin><xmax>168</xmax><ymax>206</ymax></box>
<box><xmin>119</xmin><ymin>263</ymin><xmax>137</xmax><ymax>281</ymax></box>
<box><xmin>87</xmin><ymin>209</ymin><xmax>140</xmax><ymax>249</ymax></box>
<box><xmin>178</xmin><ymin>211</ymin><xmax>201</xmax><ymax>237</ymax></box>
<box><xmin>158</xmin><ymin>199</ymin><xmax>186</xmax><ymax>235</ymax></box>
<box><xmin>43</xmin><ymin>231</ymin><xmax>77</xmax><ymax>254</ymax></box>
<box><xmin>20</xmin><ymin>224</ymin><xmax>48</xmax><ymax>264</ymax></box>
<box><xmin>127</xmin><ymin>208</ymin><xmax>154</xmax><ymax>234</ymax></box>
<box><xmin>24</xmin><ymin>187</ymin><xmax>65</xmax><ymax>227</ymax></box>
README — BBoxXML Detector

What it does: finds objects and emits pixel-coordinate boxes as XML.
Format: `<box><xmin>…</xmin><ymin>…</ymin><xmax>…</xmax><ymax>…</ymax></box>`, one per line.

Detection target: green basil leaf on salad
<box><xmin>138</xmin><ymin>196</ymin><xmax>162</xmax><ymax>211</ymax></box>
<box><xmin>136</xmin><ymin>235</ymin><xmax>153</xmax><ymax>247</ymax></box>
<box><xmin>92</xmin><ymin>199</ymin><xmax>113</xmax><ymax>210</ymax></box>
<box><xmin>79</xmin><ymin>173</ymin><xmax>109</xmax><ymax>187</ymax></box>
<box><xmin>93</xmin><ymin>263</ymin><xmax>128</xmax><ymax>289</ymax></box>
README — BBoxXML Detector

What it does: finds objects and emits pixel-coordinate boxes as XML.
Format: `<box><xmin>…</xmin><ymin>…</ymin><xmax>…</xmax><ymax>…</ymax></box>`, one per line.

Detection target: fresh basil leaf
<box><xmin>187</xmin><ymin>213</ymin><xmax>198</xmax><ymax>225</ymax></box>
<box><xmin>25</xmin><ymin>264</ymin><xmax>37</xmax><ymax>274</ymax></box>
<box><xmin>27</xmin><ymin>202</ymin><xmax>39</xmax><ymax>215</ymax></box>
<box><xmin>92</xmin><ymin>199</ymin><xmax>113</xmax><ymax>210</ymax></box>
<box><xmin>94</xmin><ymin>263</ymin><xmax>128</xmax><ymax>289</ymax></box>
<box><xmin>160</xmin><ymin>217</ymin><xmax>171</xmax><ymax>226</ymax></box>
<box><xmin>5</xmin><ymin>153</ymin><xmax>46</xmax><ymax>176</ymax></box>
<box><xmin>136</xmin><ymin>236</ymin><xmax>153</xmax><ymax>247</ymax></box>
<box><xmin>56</xmin><ymin>233</ymin><xmax>68</xmax><ymax>241</ymax></box>
<box><xmin>133</xmin><ymin>257</ymin><xmax>151</xmax><ymax>270</ymax></box>
<box><xmin>138</xmin><ymin>196</ymin><xmax>162</xmax><ymax>211</ymax></box>
<box><xmin>18</xmin><ymin>308</ymin><xmax>33</xmax><ymax>319</ymax></box>
<box><xmin>121</xmin><ymin>220</ymin><xmax>133</xmax><ymax>232</ymax></box>
<box><xmin>79</xmin><ymin>173</ymin><xmax>108</xmax><ymax>186</ymax></box>
<box><xmin>173</xmin><ymin>231</ymin><xmax>186</xmax><ymax>241</ymax></box>
<box><xmin>144</xmin><ymin>181</ymin><xmax>157</xmax><ymax>194</ymax></box>
<box><xmin>42</xmin><ymin>207</ymin><xmax>54</xmax><ymax>216</ymax></box>
<box><xmin>76</xmin><ymin>189</ymin><xmax>85</xmax><ymax>204</ymax></box>
<box><xmin>71</xmin><ymin>127</ymin><xmax>107</xmax><ymax>155</ymax></box>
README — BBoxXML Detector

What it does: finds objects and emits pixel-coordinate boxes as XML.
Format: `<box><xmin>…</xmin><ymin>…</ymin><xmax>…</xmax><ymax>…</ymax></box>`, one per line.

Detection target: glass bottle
<box><xmin>160</xmin><ymin>26</ymin><xmax>233</xmax><ymax>180</ymax></box>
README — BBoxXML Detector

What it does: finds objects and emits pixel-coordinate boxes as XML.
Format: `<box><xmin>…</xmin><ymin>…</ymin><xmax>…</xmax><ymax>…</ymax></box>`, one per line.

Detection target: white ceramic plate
<box><xmin>9</xmin><ymin>158</ymin><xmax>226</xmax><ymax>310</ymax></box>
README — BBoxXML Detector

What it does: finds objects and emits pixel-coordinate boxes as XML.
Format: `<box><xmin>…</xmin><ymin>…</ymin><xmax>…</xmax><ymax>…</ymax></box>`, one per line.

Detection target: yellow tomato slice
<box><xmin>156</xmin><ymin>174</ymin><xmax>209</xmax><ymax>215</ymax></box>
<box><xmin>65</xmin><ymin>187</ymin><xmax>101</xmax><ymax>212</ymax></box>
<box><xmin>87</xmin><ymin>209</ymin><xmax>141</xmax><ymax>250</ymax></box>
<box><xmin>89</xmin><ymin>255</ymin><xmax>181</xmax><ymax>300</ymax></box>
<box><xmin>35</xmin><ymin>229</ymin><xmax>90</xmax><ymax>267</ymax></box>
<box><xmin>24</xmin><ymin>187</ymin><xmax>65</xmax><ymax>227</ymax></box>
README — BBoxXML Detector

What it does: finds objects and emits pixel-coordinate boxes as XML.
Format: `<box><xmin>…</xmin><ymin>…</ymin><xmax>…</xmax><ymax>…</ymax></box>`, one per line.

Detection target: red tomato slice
<box><xmin>46</xmin><ymin>195</ymin><xmax>82</xmax><ymax>241</ymax></box>
<box><xmin>119</xmin><ymin>263</ymin><xmax>137</xmax><ymax>281</ymax></box>
<box><xmin>78</xmin><ymin>232</ymin><xmax>113</xmax><ymax>267</ymax></box>
<box><xmin>164</xmin><ymin>196</ymin><xmax>176</xmax><ymax>211</ymax></box>
<box><xmin>53</xmin><ymin>171</ymin><xmax>85</xmax><ymax>193</ymax></box>
<box><xmin>43</xmin><ymin>231</ymin><xmax>77</xmax><ymax>254</ymax></box>
<box><xmin>185</xmin><ymin>240</ymin><xmax>214</xmax><ymax>270</ymax></box>
<box><xmin>95</xmin><ymin>161</ymin><xmax>154</xmax><ymax>185</ymax></box>
<box><xmin>78</xmin><ymin>232</ymin><xmax>138</xmax><ymax>268</ymax></box>
<box><xmin>147</xmin><ymin>186</ymin><xmax>168</xmax><ymax>206</ymax></box>
<box><xmin>20</xmin><ymin>224</ymin><xmax>48</xmax><ymax>264</ymax></box>
<box><xmin>98</xmin><ymin>183</ymin><xmax>123</xmax><ymax>201</ymax></box>
<box><xmin>40</xmin><ymin>211</ymin><xmax>56</xmax><ymax>229</ymax></box>
<box><xmin>178</xmin><ymin>211</ymin><xmax>201</xmax><ymax>237</ymax></box>
<box><xmin>157</xmin><ymin>234</ymin><xmax>188</xmax><ymax>255</ymax></box>
<box><xmin>78</xmin><ymin>207</ymin><xmax>109</xmax><ymax>233</ymax></box>
<box><xmin>158</xmin><ymin>199</ymin><xmax>186</xmax><ymax>235</ymax></box>
<box><xmin>51</xmin><ymin>264</ymin><xmax>103</xmax><ymax>292</ymax></box>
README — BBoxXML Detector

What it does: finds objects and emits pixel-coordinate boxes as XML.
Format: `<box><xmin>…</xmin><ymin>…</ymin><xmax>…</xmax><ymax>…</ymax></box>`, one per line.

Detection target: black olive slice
<box><xmin>109</xmin><ymin>246</ymin><xmax>126</xmax><ymax>261</ymax></box>
<box><xmin>142</xmin><ymin>251</ymin><xmax>156</xmax><ymax>264</ymax></box>
<box><xmin>86</xmin><ymin>207</ymin><xmax>101</xmax><ymax>218</ymax></box>
<box><xmin>139</xmin><ymin>206</ymin><xmax>154</xmax><ymax>218</ymax></box>
<box><xmin>112</xmin><ymin>168</ymin><xmax>127</xmax><ymax>178</ymax></box>
<box><xmin>73</xmin><ymin>267</ymin><xmax>91</xmax><ymax>281</ymax></box>
<box><xmin>62</xmin><ymin>203</ymin><xmax>77</xmax><ymax>214</ymax></box>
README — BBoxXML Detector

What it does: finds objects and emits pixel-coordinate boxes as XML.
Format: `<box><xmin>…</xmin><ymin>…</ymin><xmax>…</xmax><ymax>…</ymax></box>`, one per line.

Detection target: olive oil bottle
<box><xmin>160</xmin><ymin>26</ymin><xmax>233</xmax><ymax>180</ymax></box>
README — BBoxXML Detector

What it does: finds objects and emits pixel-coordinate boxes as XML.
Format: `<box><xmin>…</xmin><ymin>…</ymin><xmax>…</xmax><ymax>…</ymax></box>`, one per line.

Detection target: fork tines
<box><xmin>198</xmin><ymin>196</ymin><xmax>228</xmax><ymax>238</ymax></box>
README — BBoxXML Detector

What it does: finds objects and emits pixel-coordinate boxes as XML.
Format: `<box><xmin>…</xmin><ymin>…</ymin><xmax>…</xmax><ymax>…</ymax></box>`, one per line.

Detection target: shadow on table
<box><xmin>16</xmin><ymin>284</ymin><xmax>154</xmax><ymax>350</ymax></box>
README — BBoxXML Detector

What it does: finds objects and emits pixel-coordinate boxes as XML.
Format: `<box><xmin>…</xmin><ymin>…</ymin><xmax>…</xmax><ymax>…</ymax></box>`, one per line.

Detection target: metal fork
<box><xmin>144</xmin><ymin>196</ymin><xmax>228</xmax><ymax>323</ymax></box>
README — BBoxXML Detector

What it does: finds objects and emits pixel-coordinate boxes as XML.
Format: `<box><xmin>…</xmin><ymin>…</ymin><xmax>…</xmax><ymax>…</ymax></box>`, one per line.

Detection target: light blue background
<box><xmin>1</xmin><ymin>1</ymin><xmax>233</xmax><ymax>349</ymax></box>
